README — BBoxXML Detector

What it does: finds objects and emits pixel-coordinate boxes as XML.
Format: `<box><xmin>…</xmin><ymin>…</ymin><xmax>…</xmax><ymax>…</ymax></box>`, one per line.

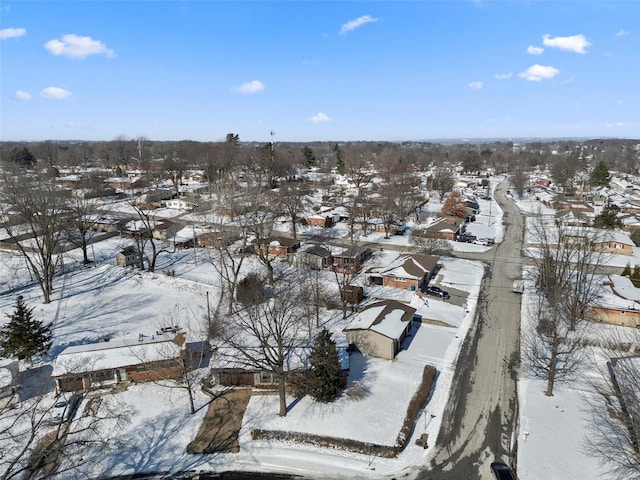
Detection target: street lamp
<box><xmin>425</xmin><ymin>412</ymin><xmax>436</xmax><ymax>429</ymax></box>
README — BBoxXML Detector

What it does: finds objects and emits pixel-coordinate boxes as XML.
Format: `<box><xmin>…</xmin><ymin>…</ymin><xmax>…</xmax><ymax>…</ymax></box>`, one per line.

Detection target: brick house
<box><xmin>52</xmin><ymin>331</ymin><xmax>186</xmax><ymax>394</ymax></box>
<box><xmin>332</xmin><ymin>246</ymin><xmax>372</xmax><ymax>273</ymax></box>
<box><xmin>253</xmin><ymin>236</ymin><xmax>301</xmax><ymax>258</ymax></box>
<box><xmin>415</xmin><ymin>217</ymin><xmax>465</xmax><ymax>241</ymax></box>
<box><xmin>591</xmin><ymin>275</ymin><xmax>640</xmax><ymax>328</ymax></box>
<box><xmin>371</xmin><ymin>253</ymin><xmax>440</xmax><ymax>291</ymax></box>
<box><xmin>592</xmin><ymin>230</ymin><xmax>635</xmax><ymax>256</ymax></box>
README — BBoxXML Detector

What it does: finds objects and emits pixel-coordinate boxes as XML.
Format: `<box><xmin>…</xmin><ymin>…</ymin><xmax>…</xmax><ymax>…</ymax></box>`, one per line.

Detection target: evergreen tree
<box><xmin>590</xmin><ymin>160</ymin><xmax>611</xmax><ymax>187</ymax></box>
<box><xmin>301</xmin><ymin>146</ymin><xmax>316</xmax><ymax>168</ymax></box>
<box><xmin>592</xmin><ymin>202</ymin><xmax>622</xmax><ymax>229</ymax></box>
<box><xmin>0</xmin><ymin>297</ymin><xmax>52</xmax><ymax>363</ymax></box>
<box><xmin>308</xmin><ymin>328</ymin><xmax>342</xmax><ymax>403</ymax></box>
<box><xmin>622</xmin><ymin>263</ymin><xmax>632</xmax><ymax>277</ymax></box>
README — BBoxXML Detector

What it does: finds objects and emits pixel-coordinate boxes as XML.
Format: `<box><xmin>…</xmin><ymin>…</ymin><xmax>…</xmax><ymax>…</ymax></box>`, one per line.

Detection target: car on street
<box><xmin>422</xmin><ymin>285</ymin><xmax>451</xmax><ymax>300</ymax></box>
<box><xmin>49</xmin><ymin>393</ymin><xmax>83</xmax><ymax>425</ymax></box>
<box><xmin>490</xmin><ymin>461</ymin><xmax>516</xmax><ymax>480</ymax></box>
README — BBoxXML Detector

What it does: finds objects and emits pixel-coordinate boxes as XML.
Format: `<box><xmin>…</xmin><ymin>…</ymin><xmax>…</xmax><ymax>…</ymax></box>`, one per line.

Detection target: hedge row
<box><xmin>395</xmin><ymin>364</ymin><xmax>438</xmax><ymax>449</ymax></box>
<box><xmin>251</xmin><ymin>364</ymin><xmax>438</xmax><ymax>458</ymax></box>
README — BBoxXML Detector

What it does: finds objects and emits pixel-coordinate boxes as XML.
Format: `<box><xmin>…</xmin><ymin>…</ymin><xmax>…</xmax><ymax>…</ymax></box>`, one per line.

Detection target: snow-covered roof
<box><xmin>375</xmin><ymin>253</ymin><xmax>439</xmax><ymax>280</ymax></box>
<box><xmin>596</xmin><ymin>275</ymin><xmax>640</xmax><ymax>311</ymax></box>
<box><xmin>52</xmin><ymin>332</ymin><xmax>184</xmax><ymax>377</ymax></box>
<box><xmin>344</xmin><ymin>300</ymin><xmax>415</xmax><ymax>340</ymax></box>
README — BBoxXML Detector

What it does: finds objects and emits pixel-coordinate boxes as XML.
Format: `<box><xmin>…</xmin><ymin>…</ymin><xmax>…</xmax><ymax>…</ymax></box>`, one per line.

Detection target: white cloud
<box><xmin>40</xmin><ymin>87</ymin><xmax>72</xmax><ymax>99</ymax></box>
<box><xmin>468</xmin><ymin>81</ymin><xmax>483</xmax><ymax>90</ymax></box>
<box><xmin>494</xmin><ymin>72</ymin><xmax>512</xmax><ymax>80</ymax></box>
<box><xmin>14</xmin><ymin>90</ymin><xmax>31</xmax><ymax>100</ymax></box>
<box><xmin>606</xmin><ymin>121</ymin><xmax>633</xmax><ymax>128</ymax></box>
<box><xmin>518</xmin><ymin>64</ymin><xmax>560</xmax><ymax>82</ymax></box>
<box><xmin>616</xmin><ymin>29</ymin><xmax>629</xmax><ymax>37</ymax></box>
<box><xmin>234</xmin><ymin>80</ymin><xmax>265</xmax><ymax>94</ymax></box>
<box><xmin>340</xmin><ymin>15</ymin><xmax>380</xmax><ymax>35</ymax></box>
<box><xmin>0</xmin><ymin>27</ymin><xmax>26</xmax><ymax>40</ymax></box>
<box><xmin>542</xmin><ymin>33</ymin><xmax>591</xmax><ymax>54</ymax></box>
<box><xmin>308</xmin><ymin>112</ymin><xmax>331</xmax><ymax>124</ymax></box>
<box><xmin>44</xmin><ymin>34</ymin><xmax>115</xmax><ymax>59</ymax></box>
<box><xmin>527</xmin><ymin>45</ymin><xmax>544</xmax><ymax>55</ymax></box>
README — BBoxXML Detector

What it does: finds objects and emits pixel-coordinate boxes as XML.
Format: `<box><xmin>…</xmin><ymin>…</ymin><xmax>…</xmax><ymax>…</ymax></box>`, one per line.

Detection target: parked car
<box><xmin>490</xmin><ymin>461</ymin><xmax>516</xmax><ymax>480</ymax></box>
<box><xmin>422</xmin><ymin>285</ymin><xmax>451</xmax><ymax>300</ymax></box>
<box><xmin>49</xmin><ymin>393</ymin><xmax>82</xmax><ymax>424</ymax></box>
<box><xmin>456</xmin><ymin>234</ymin><xmax>476</xmax><ymax>243</ymax></box>
<box><xmin>473</xmin><ymin>237</ymin><xmax>495</xmax><ymax>246</ymax></box>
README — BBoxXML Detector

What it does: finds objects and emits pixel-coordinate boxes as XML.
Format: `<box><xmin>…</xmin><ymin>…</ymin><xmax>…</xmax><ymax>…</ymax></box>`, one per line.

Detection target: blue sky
<box><xmin>0</xmin><ymin>1</ymin><xmax>637</xmax><ymax>143</ymax></box>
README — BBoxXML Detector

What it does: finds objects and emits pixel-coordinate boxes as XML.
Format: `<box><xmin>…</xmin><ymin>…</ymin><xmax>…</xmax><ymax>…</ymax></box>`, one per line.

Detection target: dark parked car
<box><xmin>456</xmin><ymin>233</ymin><xmax>476</xmax><ymax>243</ymax></box>
<box><xmin>422</xmin><ymin>285</ymin><xmax>450</xmax><ymax>300</ymax></box>
<box><xmin>490</xmin><ymin>461</ymin><xmax>516</xmax><ymax>480</ymax></box>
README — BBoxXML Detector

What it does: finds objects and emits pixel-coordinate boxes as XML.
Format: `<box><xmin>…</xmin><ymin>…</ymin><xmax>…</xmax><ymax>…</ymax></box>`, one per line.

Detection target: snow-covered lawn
<box><xmin>2</xmin><ymin>180</ymin><xmax>638</xmax><ymax>479</ymax></box>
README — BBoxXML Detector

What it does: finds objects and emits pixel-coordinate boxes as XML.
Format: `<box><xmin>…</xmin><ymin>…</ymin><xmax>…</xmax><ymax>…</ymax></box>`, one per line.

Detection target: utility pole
<box><xmin>192</xmin><ymin>224</ymin><xmax>197</xmax><ymax>266</ymax></box>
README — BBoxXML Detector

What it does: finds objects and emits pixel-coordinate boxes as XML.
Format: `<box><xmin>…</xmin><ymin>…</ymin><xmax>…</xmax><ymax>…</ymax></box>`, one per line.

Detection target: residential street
<box><xmin>420</xmin><ymin>181</ymin><xmax>526</xmax><ymax>480</ymax></box>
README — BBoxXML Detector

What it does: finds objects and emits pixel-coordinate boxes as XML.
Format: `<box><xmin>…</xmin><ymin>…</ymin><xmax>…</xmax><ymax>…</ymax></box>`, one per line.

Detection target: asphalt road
<box><xmin>418</xmin><ymin>181</ymin><xmax>526</xmax><ymax>480</ymax></box>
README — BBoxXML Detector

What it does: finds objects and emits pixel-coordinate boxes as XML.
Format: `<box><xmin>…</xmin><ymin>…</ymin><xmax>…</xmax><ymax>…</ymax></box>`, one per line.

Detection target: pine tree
<box><xmin>308</xmin><ymin>328</ymin><xmax>342</xmax><ymax>403</ymax></box>
<box><xmin>0</xmin><ymin>297</ymin><xmax>52</xmax><ymax>363</ymax></box>
<box><xmin>590</xmin><ymin>160</ymin><xmax>611</xmax><ymax>187</ymax></box>
<box><xmin>592</xmin><ymin>202</ymin><xmax>621</xmax><ymax>229</ymax></box>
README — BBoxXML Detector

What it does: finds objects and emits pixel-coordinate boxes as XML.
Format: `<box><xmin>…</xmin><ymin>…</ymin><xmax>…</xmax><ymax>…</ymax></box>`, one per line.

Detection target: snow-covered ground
<box><xmin>1</xmin><ymin>181</ymin><xmax>638</xmax><ymax>479</ymax></box>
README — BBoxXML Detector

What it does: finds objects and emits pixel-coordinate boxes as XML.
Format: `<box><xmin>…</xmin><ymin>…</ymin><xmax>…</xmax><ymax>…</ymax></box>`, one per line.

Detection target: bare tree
<box><xmin>510</xmin><ymin>157</ymin><xmax>530</xmax><ymax>198</ymax></box>
<box><xmin>351</xmin><ymin>195</ymin><xmax>372</xmax><ymax>239</ymax></box>
<box><xmin>0</xmin><ymin>170</ymin><xmax>68</xmax><ymax>303</ymax></box>
<box><xmin>205</xmin><ymin>182</ymin><xmax>263</xmax><ymax>316</ymax></box>
<box><xmin>249</xmin><ymin>205</ymin><xmax>281</xmax><ymax>285</ymax></box>
<box><xmin>298</xmin><ymin>269</ymin><xmax>329</xmax><ymax>329</ymax></box>
<box><xmin>430</xmin><ymin>166</ymin><xmax>455</xmax><ymax>201</ymax></box>
<box><xmin>129</xmin><ymin>204</ymin><xmax>175</xmax><ymax>272</ymax></box>
<box><xmin>108</xmin><ymin>136</ymin><xmax>135</xmax><ymax>169</ymax></box>
<box><xmin>160</xmin><ymin>142</ymin><xmax>191</xmax><ymax>196</ymax></box>
<box><xmin>410</xmin><ymin>232</ymin><xmax>453</xmax><ymax>256</ymax></box>
<box><xmin>35</xmin><ymin>140</ymin><xmax>59</xmax><ymax>171</ymax></box>
<box><xmin>585</xmin><ymin>334</ymin><xmax>640</xmax><ymax>480</ymax></box>
<box><xmin>523</xmin><ymin>217</ymin><xmax>609</xmax><ymax>396</ymax></box>
<box><xmin>340</xmin><ymin>145</ymin><xmax>372</xmax><ymax>192</ymax></box>
<box><xmin>376</xmin><ymin>162</ymin><xmax>423</xmax><ymax>238</ymax></box>
<box><xmin>64</xmin><ymin>176</ymin><xmax>104</xmax><ymax>264</ymax></box>
<box><xmin>331</xmin><ymin>264</ymin><xmax>358</xmax><ymax>320</ymax></box>
<box><xmin>0</xmin><ymin>384</ymin><xmax>131</xmax><ymax>480</ymax></box>
<box><xmin>279</xmin><ymin>181</ymin><xmax>310</xmax><ymax>241</ymax></box>
<box><xmin>216</xmin><ymin>281</ymin><xmax>309</xmax><ymax>417</ymax></box>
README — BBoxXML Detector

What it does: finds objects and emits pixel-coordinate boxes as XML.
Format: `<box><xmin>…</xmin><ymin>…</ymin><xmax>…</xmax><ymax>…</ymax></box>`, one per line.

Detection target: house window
<box><xmin>89</xmin><ymin>370</ymin><xmax>114</xmax><ymax>384</ymax></box>
<box><xmin>136</xmin><ymin>364</ymin><xmax>149</xmax><ymax>372</ymax></box>
<box><xmin>259</xmin><ymin>372</ymin><xmax>274</xmax><ymax>384</ymax></box>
